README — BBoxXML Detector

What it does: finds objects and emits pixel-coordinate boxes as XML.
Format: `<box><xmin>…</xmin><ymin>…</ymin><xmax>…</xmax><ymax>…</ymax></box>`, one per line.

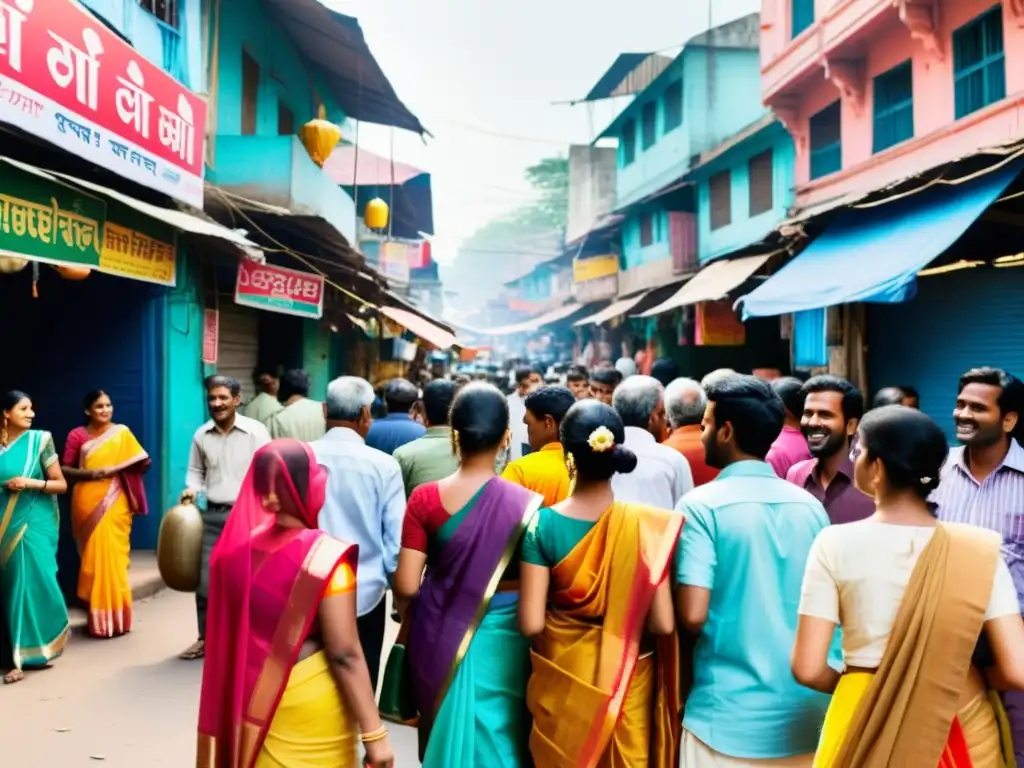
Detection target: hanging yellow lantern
<box><xmin>299</xmin><ymin>103</ymin><xmax>341</xmax><ymax>167</ymax></box>
<box><xmin>365</xmin><ymin>197</ymin><xmax>389</xmax><ymax>230</ymax></box>
<box><xmin>57</xmin><ymin>265</ymin><xmax>91</xmax><ymax>280</ymax></box>
<box><xmin>0</xmin><ymin>256</ymin><xmax>28</xmax><ymax>273</ymax></box>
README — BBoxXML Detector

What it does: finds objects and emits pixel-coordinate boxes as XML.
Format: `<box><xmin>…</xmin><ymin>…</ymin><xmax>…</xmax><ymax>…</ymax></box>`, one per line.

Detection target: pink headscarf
<box><xmin>197</xmin><ymin>439</ymin><xmax>350</xmax><ymax>768</ymax></box>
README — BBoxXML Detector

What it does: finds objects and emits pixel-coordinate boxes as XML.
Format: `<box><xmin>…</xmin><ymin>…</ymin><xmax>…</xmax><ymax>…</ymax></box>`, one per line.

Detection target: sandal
<box><xmin>179</xmin><ymin>639</ymin><xmax>205</xmax><ymax>660</ymax></box>
<box><xmin>2</xmin><ymin>669</ymin><xmax>24</xmax><ymax>684</ymax></box>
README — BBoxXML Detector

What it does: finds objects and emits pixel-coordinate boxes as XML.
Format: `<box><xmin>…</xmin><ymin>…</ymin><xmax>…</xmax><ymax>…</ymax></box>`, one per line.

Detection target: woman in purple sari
<box><xmin>392</xmin><ymin>382</ymin><xmax>542</xmax><ymax>766</ymax></box>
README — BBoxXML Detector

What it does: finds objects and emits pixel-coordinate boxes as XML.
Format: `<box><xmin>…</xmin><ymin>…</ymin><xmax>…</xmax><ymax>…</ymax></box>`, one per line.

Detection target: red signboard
<box><xmin>234</xmin><ymin>259</ymin><xmax>325</xmax><ymax>319</ymax></box>
<box><xmin>202</xmin><ymin>308</ymin><xmax>218</xmax><ymax>364</ymax></box>
<box><xmin>0</xmin><ymin>0</ymin><xmax>206</xmax><ymax>206</ymax></box>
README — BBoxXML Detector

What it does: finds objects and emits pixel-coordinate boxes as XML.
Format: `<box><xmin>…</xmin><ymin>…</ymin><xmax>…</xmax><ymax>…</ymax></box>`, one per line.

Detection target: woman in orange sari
<box><xmin>519</xmin><ymin>400</ymin><xmax>683</xmax><ymax>767</ymax></box>
<box><xmin>792</xmin><ymin>406</ymin><xmax>1024</xmax><ymax>768</ymax></box>
<box><xmin>197</xmin><ymin>439</ymin><xmax>394</xmax><ymax>768</ymax></box>
<box><xmin>62</xmin><ymin>390</ymin><xmax>150</xmax><ymax>638</ymax></box>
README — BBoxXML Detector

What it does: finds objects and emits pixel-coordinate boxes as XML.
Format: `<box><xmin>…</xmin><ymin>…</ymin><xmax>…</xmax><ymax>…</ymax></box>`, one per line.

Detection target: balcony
<box><xmin>208</xmin><ymin>135</ymin><xmax>358</xmax><ymax>244</ymax></box>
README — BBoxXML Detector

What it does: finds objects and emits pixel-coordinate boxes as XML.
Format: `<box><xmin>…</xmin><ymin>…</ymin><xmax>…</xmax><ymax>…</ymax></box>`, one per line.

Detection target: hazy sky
<box><xmin>325</xmin><ymin>0</ymin><xmax>759</xmax><ymax>265</ymax></box>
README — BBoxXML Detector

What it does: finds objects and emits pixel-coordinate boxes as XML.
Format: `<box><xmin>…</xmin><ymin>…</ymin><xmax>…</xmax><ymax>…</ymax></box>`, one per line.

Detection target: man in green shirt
<box><xmin>394</xmin><ymin>379</ymin><xmax>460</xmax><ymax>496</ymax></box>
<box><xmin>241</xmin><ymin>365</ymin><xmax>283</xmax><ymax>425</ymax></box>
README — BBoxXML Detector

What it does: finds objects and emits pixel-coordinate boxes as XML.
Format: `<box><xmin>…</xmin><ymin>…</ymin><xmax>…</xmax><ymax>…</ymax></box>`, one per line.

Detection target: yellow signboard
<box><xmin>573</xmin><ymin>254</ymin><xmax>618</xmax><ymax>283</ymax></box>
<box><xmin>100</xmin><ymin>223</ymin><xmax>177</xmax><ymax>286</ymax></box>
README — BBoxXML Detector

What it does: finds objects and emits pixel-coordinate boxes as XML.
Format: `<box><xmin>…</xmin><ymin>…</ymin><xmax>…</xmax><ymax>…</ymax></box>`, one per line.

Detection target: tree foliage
<box><xmin>444</xmin><ymin>155</ymin><xmax>569</xmax><ymax>309</ymax></box>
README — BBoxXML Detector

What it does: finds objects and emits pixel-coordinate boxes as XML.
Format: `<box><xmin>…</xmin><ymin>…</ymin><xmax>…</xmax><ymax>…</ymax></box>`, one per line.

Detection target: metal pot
<box><xmin>157</xmin><ymin>501</ymin><xmax>204</xmax><ymax>592</ymax></box>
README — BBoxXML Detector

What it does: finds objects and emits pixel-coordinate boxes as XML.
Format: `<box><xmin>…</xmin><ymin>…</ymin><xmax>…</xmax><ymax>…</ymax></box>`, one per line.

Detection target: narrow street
<box><xmin>0</xmin><ymin>591</ymin><xmax>420</xmax><ymax>767</ymax></box>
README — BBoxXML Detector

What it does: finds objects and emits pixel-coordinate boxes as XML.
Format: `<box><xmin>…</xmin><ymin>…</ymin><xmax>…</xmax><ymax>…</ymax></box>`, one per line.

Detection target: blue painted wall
<box><xmin>209</xmin><ymin>0</ymin><xmax>345</xmax><ymax>136</ymax></box>
<box><xmin>608</xmin><ymin>46</ymin><xmax>764</xmax><ymax>211</ymax></box>
<box><xmin>620</xmin><ymin>208</ymin><xmax>671</xmax><ymax>270</ymax></box>
<box><xmin>80</xmin><ymin>0</ymin><xmax>200</xmax><ymax>88</ymax></box>
<box><xmin>159</xmin><ymin>249</ymin><xmax>208</xmax><ymax>522</ymax></box>
<box><xmin>692</xmin><ymin>122</ymin><xmax>795</xmax><ymax>264</ymax></box>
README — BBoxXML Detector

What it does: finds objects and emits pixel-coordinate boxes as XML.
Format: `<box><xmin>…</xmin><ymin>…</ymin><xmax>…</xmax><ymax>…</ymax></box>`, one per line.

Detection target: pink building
<box><xmin>760</xmin><ymin>0</ymin><xmax>1024</xmax><ymax>211</ymax></box>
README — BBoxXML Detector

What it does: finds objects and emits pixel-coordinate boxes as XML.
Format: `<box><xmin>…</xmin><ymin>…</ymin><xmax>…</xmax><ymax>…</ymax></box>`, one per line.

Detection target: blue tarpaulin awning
<box><xmin>739</xmin><ymin>159</ymin><xmax>1024</xmax><ymax>319</ymax></box>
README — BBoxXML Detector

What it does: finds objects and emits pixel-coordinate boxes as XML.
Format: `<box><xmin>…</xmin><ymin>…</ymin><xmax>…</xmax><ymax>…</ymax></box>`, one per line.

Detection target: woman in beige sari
<box><xmin>791</xmin><ymin>405</ymin><xmax>1024</xmax><ymax>767</ymax></box>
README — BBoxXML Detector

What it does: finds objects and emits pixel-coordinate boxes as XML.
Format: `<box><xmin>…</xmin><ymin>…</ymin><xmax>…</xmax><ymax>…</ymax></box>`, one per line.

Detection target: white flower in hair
<box><xmin>588</xmin><ymin>426</ymin><xmax>615</xmax><ymax>453</ymax></box>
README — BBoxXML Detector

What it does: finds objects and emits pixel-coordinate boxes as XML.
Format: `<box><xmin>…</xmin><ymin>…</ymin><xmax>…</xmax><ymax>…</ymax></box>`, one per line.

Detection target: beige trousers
<box><xmin>680</xmin><ymin>729</ymin><xmax>815</xmax><ymax>768</ymax></box>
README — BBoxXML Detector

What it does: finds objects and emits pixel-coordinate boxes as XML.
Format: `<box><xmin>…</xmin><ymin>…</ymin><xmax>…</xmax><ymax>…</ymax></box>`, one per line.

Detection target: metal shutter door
<box><xmin>867</xmin><ymin>267</ymin><xmax>1024</xmax><ymax>442</ymax></box>
<box><xmin>216</xmin><ymin>302</ymin><xmax>260</xmax><ymax>402</ymax></box>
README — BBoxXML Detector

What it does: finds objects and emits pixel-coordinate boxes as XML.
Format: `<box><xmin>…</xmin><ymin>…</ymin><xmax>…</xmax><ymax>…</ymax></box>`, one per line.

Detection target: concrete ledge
<box><xmin>68</xmin><ymin>551</ymin><xmax>166</xmax><ymax>631</ymax></box>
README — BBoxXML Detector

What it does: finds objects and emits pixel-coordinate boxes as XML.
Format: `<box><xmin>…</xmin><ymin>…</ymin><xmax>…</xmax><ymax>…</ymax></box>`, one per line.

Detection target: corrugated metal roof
<box><xmin>580</xmin><ymin>53</ymin><xmax>674</xmax><ymax>103</ymax></box>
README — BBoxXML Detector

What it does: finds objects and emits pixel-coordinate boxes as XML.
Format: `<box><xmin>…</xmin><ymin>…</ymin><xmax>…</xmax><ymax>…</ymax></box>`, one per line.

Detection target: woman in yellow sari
<box><xmin>519</xmin><ymin>400</ymin><xmax>683</xmax><ymax>767</ymax></box>
<box><xmin>792</xmin><ymin>405</ymin><xmax>1024</xmax><ymax>768</ymax></box>
<box><xmin>62</xmin><ymin>390</ymin><xmax>150</xmax><ymax>638</ymax></box>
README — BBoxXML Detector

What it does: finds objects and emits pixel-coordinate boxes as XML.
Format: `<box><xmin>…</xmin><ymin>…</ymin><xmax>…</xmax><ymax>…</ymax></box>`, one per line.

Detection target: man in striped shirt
<box><xmin>932</xmin><ymin>366</ymin><xmax>1024</xmax><ymax>763</ymax></box>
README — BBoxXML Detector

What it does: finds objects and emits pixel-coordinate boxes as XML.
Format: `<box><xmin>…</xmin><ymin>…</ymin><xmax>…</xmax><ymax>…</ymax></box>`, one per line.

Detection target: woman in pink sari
<box><xmin>196</xmin><ymin>439</ymin><xmax>394</xmax><ymax>768</ymax></box>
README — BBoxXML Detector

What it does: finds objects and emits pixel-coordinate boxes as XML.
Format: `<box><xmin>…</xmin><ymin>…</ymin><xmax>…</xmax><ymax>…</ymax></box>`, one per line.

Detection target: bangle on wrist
<box><xmin>41</xmin><ymin>480</ymin><xmax>48</xmax><ymax>493</ymax></box>
<box><xmin>359</xmin><ymin>725</ymin><xmax>388</xmax><ymax>744</ymax></box>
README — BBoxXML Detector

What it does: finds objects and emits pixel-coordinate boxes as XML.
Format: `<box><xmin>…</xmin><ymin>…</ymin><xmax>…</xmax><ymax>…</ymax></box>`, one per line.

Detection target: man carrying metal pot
<box><xmin>178</xmin><ymin>375</ymin><xmax>270</xmax><ymax>661</ymax></box>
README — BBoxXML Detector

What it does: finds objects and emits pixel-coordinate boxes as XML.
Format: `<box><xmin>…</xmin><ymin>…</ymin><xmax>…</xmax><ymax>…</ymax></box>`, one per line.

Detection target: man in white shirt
<box><xmin>612</xmin><ymin>375</ymin><xmax>693</xmax><ymax>508</ymax></box>
<box><xmin>311</xmin><ymin>376</ymin><xmax>406</xmax><ymax>686</ymax></box>
<box><xmin>507</xmin><ymin>365</ymin><xmax>544</xmax><ymax>462</ymax></box>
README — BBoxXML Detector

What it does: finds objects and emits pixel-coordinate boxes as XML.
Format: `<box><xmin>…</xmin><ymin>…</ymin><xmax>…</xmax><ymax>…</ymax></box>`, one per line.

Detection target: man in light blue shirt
<box><xmin>674</xmin><ymin>374</ymin><xmax>832</xmax><ymax>766</ymax></box>
<box><xmin>311</xmin><ymin>376</ymin><xmax>406</xmax><ymax>686</ymax></box>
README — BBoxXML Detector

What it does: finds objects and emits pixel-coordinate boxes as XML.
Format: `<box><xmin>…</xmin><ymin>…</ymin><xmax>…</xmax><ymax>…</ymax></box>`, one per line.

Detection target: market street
<box><xmin>0</xmin><ymin>591</ymin><xmax>420</xmax><ymax>767</ymax></box>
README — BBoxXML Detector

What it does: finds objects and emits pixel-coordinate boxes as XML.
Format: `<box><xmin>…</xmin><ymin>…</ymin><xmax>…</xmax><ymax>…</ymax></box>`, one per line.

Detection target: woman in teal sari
<box><xmin>390</xmin><ymin>382</ymin><xmax>542</xmax><ymax>766</ymax></box>
<box><xmin>1</xmin><ymin>390</ymin><xmax>70</xmax><ymax>684</ymax></box>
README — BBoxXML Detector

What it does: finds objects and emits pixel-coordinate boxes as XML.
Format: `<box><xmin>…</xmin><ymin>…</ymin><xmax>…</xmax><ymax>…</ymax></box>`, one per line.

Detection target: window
<box><xmin>873</xmin><ymin>61</ymin><xmax>914</xmax><ymax>153</ymax></box>
<box><xmin>809</xmin><ymin>101</ymin><xmax>842</xmax><ymax>180</ymax></box>
<box><xmin>639</xmin><ymin>213</ymin><xmax>654</xmax><ymax>247</ymax></box>
<box><xmin>792</xmin><ymin>0</ymin><xmax>814</xmax><ymax>39</ymax></box>
<box><xmin>748</xmin><ymin>150</ymin><xmax>774</xmax><ymax>216</ymax></box>
<box><xmin>241</xmin><ymin>51</ymin><xmax>260</xmax><ymax>136</ymax></box>
<box><xmin>642</xmin><ymin>102</ymin><xmax>657</xmax><ymax>149</ymax></box>
<box><xmin>953</xmin><ymin>6</ymin><xmax>1006</xmax><ymax>119</ymax></box>
<box><xmin>137</xmin><ymin>0</ymin><xmax>178</xmax><ymax>27</ymax></box>
<box><xmin>278</xmin><ymin>104</ymin><xmax>295</xmax><ymax>136</ymax></box>
<box><xmin>621</xmin><ymin>120</ymin><xmax>636</xmax><ymax>166</ymax></box>
<box><xmin>709</xmin><ymin>170</ymin><xmax>732</xmax><ymax>231</ymax></box>
<box><xmin>663</xmin><ymin>81</ymin><xmax>683</xmax><ymax>132</ymax></box>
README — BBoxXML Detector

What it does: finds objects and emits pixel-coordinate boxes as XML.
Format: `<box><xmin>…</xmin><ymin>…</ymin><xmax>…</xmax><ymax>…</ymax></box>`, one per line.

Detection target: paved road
<box><xmin>0</xmin><ymin>590</ymin><xmax>419</xmax><ymax>767</ymax></box>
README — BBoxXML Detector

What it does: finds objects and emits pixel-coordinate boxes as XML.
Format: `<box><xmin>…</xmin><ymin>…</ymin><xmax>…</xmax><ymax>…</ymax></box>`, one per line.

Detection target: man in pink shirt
<box><xmin>765</xmin><ymin>377</ymin><xmax>810</xmax><ymax>478</ymax></box>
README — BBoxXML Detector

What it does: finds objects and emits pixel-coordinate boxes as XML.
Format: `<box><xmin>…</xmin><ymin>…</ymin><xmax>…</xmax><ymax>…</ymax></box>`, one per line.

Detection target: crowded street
<box><xmin>4</xmin><ymin>0</ymin><xmax>1024</xmax><ymax>766</ymax></box>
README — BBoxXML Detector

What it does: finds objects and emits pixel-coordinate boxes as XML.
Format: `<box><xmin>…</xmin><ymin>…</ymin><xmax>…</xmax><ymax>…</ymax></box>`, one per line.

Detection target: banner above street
<box><xmin>0</xmin><ymin>0</ymin><xmax>206</xmax><ymax>207</ymax></box>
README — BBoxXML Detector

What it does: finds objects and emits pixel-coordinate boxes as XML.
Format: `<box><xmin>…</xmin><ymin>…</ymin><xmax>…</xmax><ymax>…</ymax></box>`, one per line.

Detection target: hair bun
<box><xmin>610</xmin><ymin>445</ymin><xmax>638</xmax><ymax>474</ymax></box>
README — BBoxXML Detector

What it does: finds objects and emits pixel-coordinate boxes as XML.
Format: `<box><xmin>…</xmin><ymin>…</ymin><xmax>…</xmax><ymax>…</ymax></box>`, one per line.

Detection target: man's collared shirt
<box><xmin>186</xmin><ymin>414</ymin><xmax>270</xmax><ymax>506</ymax></box>
<box><xmin>933</xmin><ymin>438</ymin><xmax>1024</xmax><ymax>605</ymax></box>
<box><xmin>612</xmin><ymin>426</ymin><xmax>693</xmax><ymax>508</ymax></box>
<box><xmin>766</xmin><ymin>425</ymin><xmax>812</xmax><ymax>479</ymax></box>
<box><xmin>675</xmin><ymin>460</ymin><xmax>833</xmax><ymax>759</ymax></box>
<box><xmin>507</xmin><ymin>391</ymin><xmax>529</xmax><ymax>462</ymax></box>
<box><xmin>241</xmin><ymin>392</ymin><xmax>283</xmax><ymax>426</ymax></box>
<box><xmin>311</xmin><ymin>427</ymin><xmax>406</xmax><ymax>617</ymax></box>
<box><xmin>267</xmin><ymin>398</ymin><xmax>326</xmax><ymax>442</ymax></box>
<box><xmin>787</xmin><ymin>455</ymin><xmax>875</xmax><ymax>525</ymax></box>
<box><xmin>393</xmin><ymin>426</ymin><xmax>459</xmax><ymax>496</ymax></box>
<box><xmin>366</xmin><ymin>413</ymin><xmax>426</xmax><ymax>456</ymax></box>
<box><xmin>502</xmin><ymin>442</ymin><xmax>572</xmax><ymax>507</ymax></box>
<box><xmin>663</xmin><ymin>425</ymin><xmax>719</xmax><ymax>487</ymax></box>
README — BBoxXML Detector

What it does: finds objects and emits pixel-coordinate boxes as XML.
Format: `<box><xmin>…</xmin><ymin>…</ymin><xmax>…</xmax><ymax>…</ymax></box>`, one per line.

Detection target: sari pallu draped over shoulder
<box><xmin>196</xmin><ymin>440</ymin><xmax>356</xmax><ymax>768</ymax></box>
<box><xmin>70</xmin><ymin>424</ymin><xmax>150</xmax><ymax>637</ymax></box>
<box><xmin>526</xmin><ymin>501</ymin><xmax>684</xmax><ymax>768</ymax></box>
<box><xmin>821</xmin><ymin>522</ymin><xmax>1012</xmax><ymax>768</ymax></box>
<box><xmin>406</xmin><ymin>478</ymin><xmax>543</xmax><ymax>746</ymax></box>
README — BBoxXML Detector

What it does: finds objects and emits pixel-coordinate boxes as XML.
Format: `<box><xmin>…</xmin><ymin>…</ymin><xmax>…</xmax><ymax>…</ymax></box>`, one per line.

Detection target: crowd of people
<box><xmin>2</xmin><ymin>357</ymin><xmax>1024</xmax><ymax>767</ymax></box>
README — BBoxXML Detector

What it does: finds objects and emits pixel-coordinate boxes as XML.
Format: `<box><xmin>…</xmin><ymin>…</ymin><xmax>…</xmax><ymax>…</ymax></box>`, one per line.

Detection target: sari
<box><xmin>527</xmin><ymin>501</ymin><xmax>684</xmax><ymax>768</ymax></box>
<box><xmin>0</xmin><ymin>430</ymin><xmax>70</xmax><ymax>670</ymax></box>
<box><xmin>815</xmin><ymin>522</ymin><xmax>1014</xmax><ymax>768</ymax></box>
<box><xmin>405</xmin><ymin>477</ymin><xmax>542</xmax><ymax>766</ymax></box>
<box><xmin>196</xmin><ymin>439</ymin><xmax>359</xmax><ymax>768</ymax></box>
<box><xmin>66</xmin><ymin>424</ymin><xmax>150</xmax><ymax>638</ymax></box>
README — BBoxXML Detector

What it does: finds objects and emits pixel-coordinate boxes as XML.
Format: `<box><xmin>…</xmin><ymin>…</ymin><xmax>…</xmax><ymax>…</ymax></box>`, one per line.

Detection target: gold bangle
<box><xmin>359</xmin><ymin>725</ymin><xmax>388</xmax><ymax>744</ymax></box>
